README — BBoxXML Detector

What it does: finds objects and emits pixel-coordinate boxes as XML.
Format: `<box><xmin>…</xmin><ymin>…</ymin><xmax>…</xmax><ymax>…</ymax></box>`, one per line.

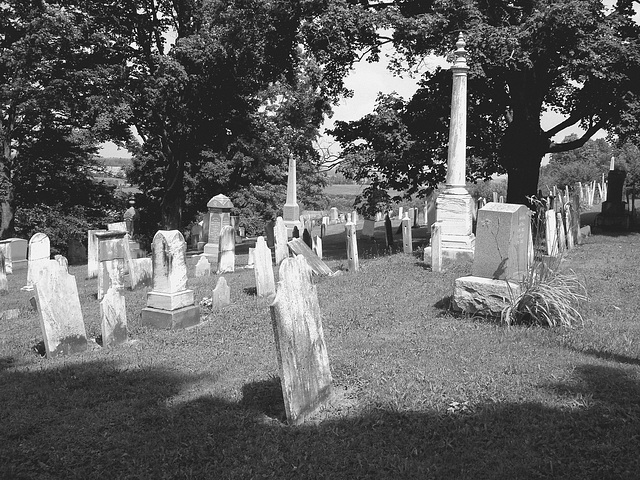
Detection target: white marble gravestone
<box><xmin>141</xmin><ymin>230</ymin><xmax>200</xmax><ymax>329</ymax></box>
<box><xmin>0</xmin><ymin>238</ymin><xmax>28</xmax><ymax>272</ymax></box>
<box><xmin>203</xmin><ymin>194</ymin><xmax>233</xmax><ymax>263</ymax></box>
<box><xmin>253</xmin><ymin>236</ymin><xmax>275</xmax><ymax>298</ymax></box>
<box><xmin>274</xmin><ymin>217</ymin><xmax>289</xmax><ymax>265</ymax></box>
<box><xmin>270</xmin><ymin>255</ymin><xmax>333</xmax><ymax>425</ymax></box>
<box><xmin>96</xmin><ymin>231</ymin><xmax>126</xmax><ymax>300</ymax></box>
<box><xmin>211</xmin><ymin>276</ymin><xmax>231</xmax><ymax>309</ymax></box>
<box><xmin>100</xmin><ymin>285</ymin><xmax>127</xmax><ymax>347</ymax></box>
<box><xmin>401</xmin><ymin>213</ymin><xmax>412</xmax><ymax>254</ymax></box>
<box><xmin>0</xmin><ymin>251</ymin><xmax>7</xmax><ymax>293</ymax></box>
<box><xmin>26</xmin><ymin>233</ymin><xmax>50</xmax><ymax>289</ymax></box>
<box><xmin>195</xmin><ymin>256</ymin><xmax>211</xmax><ymax>277</ymax></box>
<box><xmin>345</xmin><ymin>221</ymin><xmax>359</xmax><ymax>272</ymax></box>
<box><xmin>87</xmin><ymin>229</ymin><xmax>108</xmax><ymax>278</ymax></box>
<box><xmin>217</xmin><ymin>225</ymin><xmax>236</xmax><ymax>274</ymax></box>
<box><xmin>35</xmin><ymin>260</ymin><xmax>87</xmax><ymax>358</ymax></box>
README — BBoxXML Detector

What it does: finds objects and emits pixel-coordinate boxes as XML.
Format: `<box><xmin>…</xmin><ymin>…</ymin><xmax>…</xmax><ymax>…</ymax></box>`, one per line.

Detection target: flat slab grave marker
<box><xmin>141</xmin><ymin>230</ymin><xmax>200</xmax><ymax>329</ymax></box>
<box><xmin>472</xmin><ymin>202</ymin><xmax>531</xmax><ymax>281</ymax></box>
<box><xmin>287</xmin><ymin>238</ymin><xmax>332</xmax><ymax>276</ymax></box>
<box><xmin>35</xmin><ymin>260</ymin><xmax>87</xmax><ymax>358</ymax></box>
<box><xmin>270</xmin><ymin>255</ymin><xmax>333</xmax><ymax>425</ymax></box>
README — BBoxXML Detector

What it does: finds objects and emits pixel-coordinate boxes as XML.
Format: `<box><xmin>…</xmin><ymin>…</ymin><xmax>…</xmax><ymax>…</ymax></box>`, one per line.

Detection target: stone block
<box><xmin>141</xmin><ymin>305</ymin><xmax>201</xmax><ymax>330</ymax></box>
<box><xmin>147</xmin><ymin>290</ymin><xmax>195</xmax><ymax>310</ymax></box>
<box><xmin>452</xmin><ymin>275</ymin><xmax>521</xmax><ymax>317</ymax></box>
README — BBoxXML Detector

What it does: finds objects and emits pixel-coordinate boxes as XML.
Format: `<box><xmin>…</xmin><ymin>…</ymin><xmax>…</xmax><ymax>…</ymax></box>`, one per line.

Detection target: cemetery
<box><xmin>3</xmin><ymin>5</ymin><xmax>640</xmax><ymax>478</ymax></box>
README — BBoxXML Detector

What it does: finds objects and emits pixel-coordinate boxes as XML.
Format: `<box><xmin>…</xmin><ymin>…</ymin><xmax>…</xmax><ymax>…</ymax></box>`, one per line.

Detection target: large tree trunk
<box><xmin>0</xmin><ymin>136</ymin><xmax>15</xmax><ymax>239</ymax></box>
<box><xmin>161</xmin><ymin>149</ymin><xmax>184</xmax><ymax>230</ymax></box>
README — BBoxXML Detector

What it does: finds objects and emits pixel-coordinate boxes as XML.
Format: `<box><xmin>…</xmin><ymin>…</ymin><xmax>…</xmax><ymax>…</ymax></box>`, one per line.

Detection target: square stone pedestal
<box><xmin>436</xmin><ymin>192</ymin><xmax>476</xmax><ymax>259</ymax></box>
<box><xmin>141</xmin><ymin>305</ymin><xmax>201</xmax><ymax>330</ymax></box>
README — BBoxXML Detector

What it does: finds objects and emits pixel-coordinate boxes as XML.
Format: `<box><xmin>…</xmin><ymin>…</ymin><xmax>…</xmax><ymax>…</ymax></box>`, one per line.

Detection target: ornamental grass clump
<box><xmin>502</xmin><ymin>261</ymin><xmax>588</xmax><ymax>328</ymax></box>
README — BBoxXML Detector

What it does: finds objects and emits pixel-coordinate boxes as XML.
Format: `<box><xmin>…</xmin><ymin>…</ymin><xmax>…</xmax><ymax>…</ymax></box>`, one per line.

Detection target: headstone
<box><xmin>384</xmin><ymin>213</ymin><xmax>394</xmax><ymax>248</ymax></box>
<box><xmin>26</xmin><ymin>233</ymin><xmax>50</xmax><ymax>289</ymax></box>
<box><xmin>0</xmin><ymin>238</ymin><xmax>27</xmax><ymax>272</ymax></box>
<box><xmin>362</xmin><ymin>218</ymin><xmax>376</xmax><ymax>237</ymax></box>
<box><xmin>54</xmin><ymin>254</ymin><xmax>68</xmax><ymax>271</ymax></box>
<box><xmin>473</xmin><ymin>203</ymin><xmax>531</xmax><ymax>281</ymax></box>
<box><xmin>402</xmin><ymin>213</ymin><xmax>412</xmax><ymax>254</ymax></box>
<box><xmin>211</xmin><ymin>276</ymin><xmax>231</xmax><ymax>309</ymax></box>
<box><xmin>190</xmin><ymin>223</ymin><xmax>203</xmax><ymax>249</ymax></box>
<box><xmin>345</xmin><ymin>221</ymin><xmax>359</xmax><ymax>272</ymax></box>
<box><xmin>594</xmin><ymin>169</ymin><xmax>630</xmax><ymax>229</ymax></box>
<box><xmin>247</xmin><ymin>247</ymin><xmax>255</xmax><ymax>269</ymax></box>
<box><xmin>129</xmin><ymin>257</ymin><xmax>153</xmax><ymax>290</ymax></box>
<box><xmin>217</xmin><ymin>225</ymin><xmax>235</xmax><ymax>274</ymax></box>
<box><xmin>292</xmin><ymin>226</ymin><xmax>300</xmax><ymax>238</ymax></box>
<box><xmin>95</xmin><ymin>231</ymin><xmax>126</xmax><ymax>300</ymax></box>
<box><xmin>338</xmin><ymin>213</ymin><xmax>346</xmax><ymax>224</ymax></box>
<box><xmin>274</xmin><ymin>217</ymin><xmax>289</xmax><ymax>265</ymax></box>
<box><xmin>320</xmin><ymin>223</ymin><xmax>326</xmax><ymax>239</ymax></box>
<box><xmin>545</xmin><ymin>209</ymin><xmax>558</xmax><ymax>256</ymax></box>
<box><xmin>203</xmin><ymin>194</ymin><xmax>234</xmax><ymax>263</ymax></box>
<box><xmin>452</xmin><ymin>276</ymin><xmax>522</xmax><ymax>316</ymax></box>
<box><xmin>413</xmin><ymin>207</ymin><xmax>419</xmax><ymax>228</ymax></box>
<box><xmin>0</xmin><ymin>251</ymin><xmax>7</xmax><ymax>293</ymax></box>
<box><xmin>141</xmin><ymin>230</ymin><xmax>200</xmax><ymax>329</ymax></box>
<box><xmin>34</xmin><ymin>260</ymin><xmax>87</xmax><ymax>358</ymax></box>
<box><xmin>87</xmin><ymin>229</ymin><xmax>107</xmax><ymax>279</ymax></box>
<box><xmin>302</xmin><ymin>228</ymin><xmax>313</xmax><ymax>249</ymax></box>
<box><xmin>313</xmin><ymin>235</ymin><xmax>323</xmax><ymax>259</ymax></box>
<box><xmin>195</xmin><ymin>256</ymin><xmax>211</xmax><ymax>277</ymax></box>
<box><xmin>270</xmin><ymin>255</ymin><xmax>333</xmax><ymax>425</ymax></box>
<box><xmin>0</xmin><ymin>243</ymin><xmax>11</xmax><ymax>275</ymax></box>
<box><xmin>288</xmin><ymin>238</ymin><xmax>333</xmax><ymax>276</ymax></box>
<box><xmin>329</xmin><ymin>207</ymin><xmax>339</xmax><ymax>225</ymax></box>
<box><xmin>556</xmin><ymin>211</ymin><xmax>566</xmax><ymax>253</ymax></box>
<box><xmin>100</xmin><ymin>285</ymin><xmax>127</xmax><ymax>347</ymax></box>
<box><xmin>564</xmin><ymin>204</ymin><xmax>574</xmax><ymax>249</ymax></box>
<box><xmin>398</xmin><ymin>206</ymin><xmax>403</xmax><ymax>219</ymax></box>
<box><xmin>431</xmin><ymin>222</ymin><xmax>442</xmax><ymax>273</ymax></box>
<box><xmin>265</xmin><ymin>219</ymin><xmax>276</xmax><ymax>248</ymax></box>
<box><xmin>254</xmin><ymin>236</ymin><xmax>276</xmax><ymax>298</ymax></box>
<box><xmin>107</xmin><ymin>222</ymin><xmax>127</xmax><ymax>232</ymax></box>
<box><xmin>351</xmin><ymin>210</ymin><xmax>358</xmax><ymax>224</ymax></box>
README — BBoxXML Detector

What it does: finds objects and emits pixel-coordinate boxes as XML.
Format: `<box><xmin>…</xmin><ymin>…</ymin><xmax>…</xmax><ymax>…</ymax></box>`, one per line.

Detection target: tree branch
<box><xmin>543</xmin><ymin>113</ymin><xmax>583</xmax><ymax>139</ymax></box>
<box><xmin>547</xmin><ymin>119</ymin><xmax>608</xmax><ymax>154</ymax></box>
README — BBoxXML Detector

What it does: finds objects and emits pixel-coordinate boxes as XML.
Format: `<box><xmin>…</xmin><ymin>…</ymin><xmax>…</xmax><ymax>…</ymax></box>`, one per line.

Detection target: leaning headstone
<box><xmin>270</xmin><ymin>255</ymin><xmax>333</xmax><ymax>425</ymax></box>
<box><xmin>287</xmin><ymin>238</ymin><xmax>333</xmax><ymax>276</ymax></box>
<box><xmin>313</xmin><ymin>235</ymin><xmax>323</xmax><ymax>260</ymax></box>
<box><xmin>141</xmin><ymin>230</ymin><xmax>200</xmax><ymax>329</ymax></box>
<box><xmin>274</xmin><ymin>217</ymin><xmax>289</xmax><ymax>265</ymax></box>
<box><xmin>254</xmin><ymin>236</ymin><xmax>276</xmax><ymax>298</ymax></box>
<box><xmin>472</xmin><ymin>203</ymin><xmax>531</xmax><ymax>281</ymax></box>
<box><xmin>54</xmin><ymin>254</ymin><xmax>68</xmax><ymax>271</ymax></box>
<box><xmin>211</xmin><ymin>276</ymin><xmax>231</xmax><ymax>309</ymax></box>
<box><xmin>402</xmin><ymin>213</ymin><xmax>412</xmax><ymax>254</ymax></box>
<box><xmin>96</xmin><ymin>231</ymin><xmax>126</xmax><ymax>300</ymax></box>
<box><xmin>345</xmin><ymin>221</ymin><xmax>359</xmax><ymax>272</ymax></box>
<box><xmin>195</xmin><ymin>256</ymin><xmax>211</xmax><ymax>277</ymax></box>
<box><xmin>34</xmin><ymin>260</ymin><xmax>87</xmax><ymax>358</ymax></box>
<box><xmin>217</xmin><ymin>225</ymin><xmax>235</xmax><ymax>274</ymax></box>
<box><xmin>100</xmin><ymin>285</ymin><xmax>127</xmax><ymax>347</ymax></box>
<box><xmin>87</xmin><ymin>229</ymin><xmax>107</xmax><ymax>278</ymax></box>
<box><xmin>0</xmin><ymin>251</ymin><xmax>7</xmax><ymax>293</ymax></box>
<box><xmin>25</xmin><ymin>233</ymin><xmax>50</xmax><ymax>289</ymax></box>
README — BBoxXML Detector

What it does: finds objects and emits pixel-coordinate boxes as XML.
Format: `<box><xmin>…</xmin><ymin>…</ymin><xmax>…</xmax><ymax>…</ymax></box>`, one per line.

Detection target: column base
<box><xmin>141</xmin><ymin>305</ymin><xmax>201</xmax><ymax>330</ymax></box>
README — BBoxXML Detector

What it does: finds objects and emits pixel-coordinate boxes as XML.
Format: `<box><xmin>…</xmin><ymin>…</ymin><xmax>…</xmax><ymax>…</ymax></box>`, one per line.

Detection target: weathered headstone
<box><xmin>107</xmin><ymin>222</ymin><xmax>127</xmax><ymax>232</ymax></box>
<box><xmin>384</xmin><ymin>213</ymin><xmax>394</xmax><ymax>248</ymax></box>
<box><xmin>270</xmin><ymin>255</ymin><xmax>333</xmax><ymax>425</ymax></box>
<box><xmin>345</xmin><ymin>221</ymin><xmax>359</xmax><ymax>272</ymax></box>
<box><xmin>472</xmin><ymin>203</ymin><xmax>531</xmax><ymax>281</ymax></box>
<box><xmin>545</xmin><ymin>209</ymin><xmax>558</xmax><ymax>256</ymax></box>
<box><xmin>247</xmin><ymin>247</ymin><xmax>255</xmax><ymax>269</ymax></box>
<box><xmin>0</xmin><ymin>243</ymin><xmax>11</xmax><ymax>275</ymax></box>
<box><xmin>313</xmin><ymin>235</ymin><xmax>323</xmax><ymax>259</ymax></box>
<box><xmin>96</xmin><ymin>231</ymin><xmax>126</xmax><ymax>300</ymax></box>
<box><xmin>302</xmin><ymin>228</ymin><xmax>313</xmax><ymax>249</ymax></box>
<box><xmin>556</xmin><ymin>211</ymin><xmax>566</xmax><ymax>253</ymax></box>
<box><xmin>129</xmin><ymin>257</ymin><xmax>153</xmax><ymax>290</ymax></box>
<box><xmin>26</xmin><ymin>233</ymin><xmax>50</xmax><ymax>289</ymax></box>
<box><xmin>0</xmin><ymin>251</ymin><xmax>7</xmax><ymax>293</ymax></box>
<box><xmin>54</xmin><ymin>254</ymin><xmax>68</xmax><ymax>271</ymax></box>
<box><xmin>0</xmin><ymin>238</ymin><xmax>27</xmax><ymax>271</ymax></box>
<box><xmin>195</xmin><ymin>256</ymin><xmax>211</xmax><ymax>277</ymax></box>
<box><xmin>34</xmin><ymin>260</ymin><xmax>87</xmax><ymax>358</ymax></box>
<box><xmin>265</xmin><ymin>219</ymin><xmax>275</xmax><ymax>248</ymax></box>
<box><xmin>288</xmin><ymin>238</ymin><xmax>333</xmax><ymax>276</ymax></box>
<box><xmin>320</xmin><ymin>223</ymin><xmax>326</xmax><ymax>238</ymax></box>
<box><xmin>141</xmin><ymin>230</ymin><xmax>200</xmax><ymax>329</ymax></box>
<box><xmin>362</xmin><ymin>218</ymin><xmax>376</xmax><ymax>237</ymax></box>
<box><xmin>254</xmin><ymin>236</ymin><xmax>276</xmax><ymax>298</ymax></box>
<box><xmin>203</xmin><ymin>194</ymin><xmax>234</xmax><ymax>263</ymax></box>
<box><xmin>211</xmin><ymin>276</ymin><xmax>231</xmax><ymax>309</ymax></box>
<box><xmin>431</xmin><ymin>222</ymin><xmax>442</xmax><ymax>273</ymax></box>
<box><xmin>402</xmin><ymin>213</ymin><xmax>412</xmax><ymax>254</ymax></box>
<box><xmin>217</xmin><ymin>225</ymin><xmax>235</xmax><ymax>274</ymax></box>
<box><xmin>87</xmin><ymin>229</ymin><xmax>107</xmax><ymax>278</ymax></box>
<box><xmin>274</xmin><ymin>217</ymin><xmax>289</xmax><ymax>265</ymax></box>
<box><xmin>329</xmin><ymin>207</ymin><xmax>339</xmax><ymax>225</ymax></box>
<box><xmin>292</xmin><ymin>226</ymin><xmax>300</xmax><ymax>238</ymax></box>
<box><xmin>100</xmin><ymin>285</ymin><xmax>127</xmax><ymax>347</ymax></box>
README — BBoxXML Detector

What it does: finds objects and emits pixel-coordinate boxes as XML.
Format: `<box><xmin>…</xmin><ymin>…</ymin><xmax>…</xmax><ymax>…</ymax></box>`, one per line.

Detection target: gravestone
<box><xmin>54</xmin><ymin>255</ymin><xmax>68</xmax><ymax>271</ymax></box>
<box><xmin>345</xmin><ymin>221</ymin><xmax>359</xmax><ymax>272</ymax></box>
<box><xmin>398</xmin><ymin>206</ymin><xmax>404</xmax><ymax>219</ymax></box>
<box><xmin>141</xmin><ymin>230</ymin><xmax>200</xmax><ymax>329</ymax></box>
<box><xmin>545</xmin><ymin>210</ymin><xmax>558</xmax><ymax>256</ymax></box>
<box><xmin>26</xmin><ymin>233</ymin><xmax>50</xmax><ymax>289</ymax></box>
<box><xmin>87</xmin><ymin>229</ymin><xmax>107</xmax><ymax>278</ymax></box>
<box><xmin>384</xmin><ymin>213</ymin><xmax>394</xmax><ymax>248</ymax></box>
<box><xmin>287</xmin><ymin>238</ymin><xmax>333</xmax><ymax>276</ymax></box>
<box><xmin>431</xmin><ymin>222</ymin><xmax>442</xmax><ymax>273</ymax></box>
<box><xmin>211</xmin><ymin>276</ymin><xmax>231</xmax><ymax>309</ymax></box>
<box><xmin>274</xmin><ymin>217</ymin><xmax>289</xmax><ymax>265</ymax></box>
<box><xmin>107</xmin><ymin>222</ymin><xmax>127</xmax><ymax>232</ymax></box>
<box><xmin>34</xmin><ymin>260</ymin><xmax>87</xmax><ymax>358</ymax></box>
<box><xmin>472</xmin><ymin>203</ymin><xmax>531</xmax><ymax>281</ymax></box>
<box><xmin>254</xmin><ymin>236</ymin><xmax>276</xmax><ymax>298</ymax></box>
<box><xmin>329</xmin><ymin>207</ymin><xmax>339</xmax><ymax>225</ymax></box>
<box><xmin>0</xmin><ymin>238</ymin><xmax>28</xmax><ymax>272</ymax></box>
<box><xmin>100</xmin><ymin>285</ymin><xmax>127</xmax><ymax>347</ymax></box>
<box><xmin>313</xmin><ymin>235</ymin><xmax>323</xmax><ymax>259</ymax></box>
<box><xmin>217</xmin><ymin>225</ymin><xmax>236</xmax><ymax>274</ymax></box>
<box><xmin>556</xmin><ymin>211</ymin><xmax>566</xmax><ymax>253</ymax></box>
<box><xmin>96</xmin><ymin>231</ymin><xmax>126</xmax><ymax>301</ymax></box>
<box><xmin>595</xmin><ymin>168</ymin><xmax>630</xmax><ymax>229</ymax></box>
<box><xmin>402</xmin><ymin>213</ymin><xmax>412</xmax><ymax>254</ymax></box>
<box><xmin>270</xmin><ymin>255</ymin><xmax>333</xmax><ymax>425</ymax></box>
<box><xmin>203</xmin><ymin>194</ymin><xmax>234</xmax><ymax>263</ymax></box>
<box><xmin>265</xmin><ymin>219</ymin><xmax>275</xmax><ymax>248</ymax></box>
<box><xmin>362</xmin><ymin>218</ymin><xmax>376</xmax><ymax>237</ymax></box>
<box><xmin>351</xmin><ymin>210</ymin><xmax>358</xmax><ymax>224</ymax></box>
<box><xmin>292</xmin><ymin>226</ymin><xmax>300</xmax><ymax>238</ymax></box>
<box><xmin>195</xmin><ymin>256</ymin><xmax>211</xmax><ymax>277</ymax></box>
<box><xmin>283</xmin><ymin>154</ymin><xmax>302</xmax><ymax>235</ymax></box>
<box><xmin>302</xmin><ymin>228</ymin><xmax>313</xmax><ymax>249</ymax></box>
<box><xmin>0</xmin><ymin>251</ymin><xmax>7</xmax><ymax>293</ymax></box>
<box><xmin>129</xmin><ymin>257</ymin><xmax>152</xmax><ymax>290</ymax></box>
<box><xmin>247</xmin><ymin>247</ymin><xmax>255</xmax><ymax>269</ymax></box>
<box><xmin>0</xmin><ymin>242</ymin><xmax>12</xmax><ymax>274</ymax></box>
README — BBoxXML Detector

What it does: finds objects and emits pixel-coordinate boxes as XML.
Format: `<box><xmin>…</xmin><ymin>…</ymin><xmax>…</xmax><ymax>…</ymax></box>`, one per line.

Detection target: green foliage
<box><xmin>466</xmin><ymin>178</ymin><xmax>508</xmax><ymax>201</ymax></box>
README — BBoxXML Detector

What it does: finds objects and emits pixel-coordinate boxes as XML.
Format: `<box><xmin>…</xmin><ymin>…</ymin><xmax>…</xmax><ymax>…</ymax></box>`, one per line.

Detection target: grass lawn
<box><xmin>1</xmin><ymin>219</ymin><xmax>640</xmax><ymax>479</ymax></box>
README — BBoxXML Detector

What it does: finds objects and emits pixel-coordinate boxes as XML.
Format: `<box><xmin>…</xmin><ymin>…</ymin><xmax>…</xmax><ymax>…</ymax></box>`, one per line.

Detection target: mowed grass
<box><xmin>1</xmin><ymin>220</ymin><xmax>640</xmax><ymax>479</ymax></box>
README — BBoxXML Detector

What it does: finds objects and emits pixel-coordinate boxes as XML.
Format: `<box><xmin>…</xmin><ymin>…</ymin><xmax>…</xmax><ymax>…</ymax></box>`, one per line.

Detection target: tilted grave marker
<box><xmin>287</xmin><ymin>238</ymin><xmax>333</xmax><ymax>276</ymax></box>
<box><xmin>270</xmin><ymin>255</ymin><xmax>333</xmax><ymax>425</ymax></box>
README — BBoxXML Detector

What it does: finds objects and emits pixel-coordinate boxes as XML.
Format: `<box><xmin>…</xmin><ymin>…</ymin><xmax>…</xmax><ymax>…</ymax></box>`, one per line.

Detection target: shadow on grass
<box><xmin>564</xmin><ymin>346</ymin><xmax>640</xmax><ymax>367</ymax></box>
<box><xmin>2</xmin><ymin>360</ymin><xmax>639</xmax><ymax>478</ymax></box>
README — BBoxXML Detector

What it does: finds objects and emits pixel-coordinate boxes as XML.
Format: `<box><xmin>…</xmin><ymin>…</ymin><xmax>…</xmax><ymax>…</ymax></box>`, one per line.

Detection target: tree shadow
<box><xmin>2</xmin><ymin>358</ymin><xmax>640</xmax><ymax>478</ymax></box>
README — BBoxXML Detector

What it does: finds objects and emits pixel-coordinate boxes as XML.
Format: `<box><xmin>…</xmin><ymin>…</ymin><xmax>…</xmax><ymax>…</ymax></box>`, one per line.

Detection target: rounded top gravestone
<box><xmin>151</xmin><ymin>230</ymin><xmax>188</xmax><ymax>294</ymax></box>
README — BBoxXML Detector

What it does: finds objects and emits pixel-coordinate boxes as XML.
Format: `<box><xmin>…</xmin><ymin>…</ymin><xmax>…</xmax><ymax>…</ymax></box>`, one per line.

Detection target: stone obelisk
<box><xmin>283</xmin><ymin>154</ymin><xmax>301</xmax><ymax>236</ymax></box>
<box><xmin>435</xmin><ymin>33</ymin><xmax>475</xmax><ymax>259</ymax></box>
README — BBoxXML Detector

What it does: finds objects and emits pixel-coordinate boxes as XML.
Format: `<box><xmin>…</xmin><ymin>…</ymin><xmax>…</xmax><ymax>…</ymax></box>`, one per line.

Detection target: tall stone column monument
<box><xmin>435</xmin><ymin>33</ymin><xmax>475</xmax><ymax>258</ymax></box>
<box><xmin>283</xmin><ymin>154</ymin><xmax>302</xmax><ymax>236</ymax></box>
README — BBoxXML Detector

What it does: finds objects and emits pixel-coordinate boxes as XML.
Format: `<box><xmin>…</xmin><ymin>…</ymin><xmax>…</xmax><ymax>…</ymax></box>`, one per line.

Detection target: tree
<box><xmin>329</xmin><ymin>0</ymin><xmax>640</xmax><ymax>205</ymax></box>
